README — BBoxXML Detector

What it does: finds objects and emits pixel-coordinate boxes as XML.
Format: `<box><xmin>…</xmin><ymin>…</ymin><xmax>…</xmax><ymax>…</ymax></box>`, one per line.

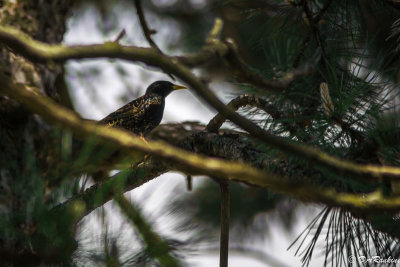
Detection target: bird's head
<box><xmin>145</xmin><ymin>81</ymin><xmax>187</xmax><ymax>97</ymax></box>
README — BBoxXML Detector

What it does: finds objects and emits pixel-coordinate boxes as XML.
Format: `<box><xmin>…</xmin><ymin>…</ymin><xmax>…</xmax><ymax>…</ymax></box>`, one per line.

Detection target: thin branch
<box><xmin>206</xmin><ymin>94</ymin><xmax>281</xmax><ymax>132</ymax></box>
<box><xmin>113</xmin><ymin>28</ymin><xmax>126</xmax><ymax>43</ymax></box>
<box><xmin>53</xmin><ymin>157</ymin><xmax>167</xmax><ymax>223</ymax></box>
<box><xmin>114</xmin><ymin>195</ymin><xmax>180</xmax><ymax>267</ymax></box>
<box><xmin>206</xmin><ymin>95</ymin><xmax>304</xmax><ymax>138</ymax></box>
<box><xmin>219</xmin><ymin>181</ymin><xmax>230</xmax><ymax>267</ymax></box>
<box><xmin>133</xmin><ymin>0</ymin><xmax>175</xmax><ymax>82</ymax></box>
<box><xmin>134</xmin><ymin>0</ymin><xmax>161</xmax><ymax>53</ymax></box>
<box><xmin>3</xmin><ymin>26</ymin><xmax>400</xmax><ymax>187</ymax></box>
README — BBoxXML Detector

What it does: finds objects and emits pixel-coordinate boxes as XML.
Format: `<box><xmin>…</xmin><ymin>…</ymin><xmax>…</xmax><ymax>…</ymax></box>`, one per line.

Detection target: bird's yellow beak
<box><xmin>173</xmin><ymin>84</ymin><xmax>187</xmax><ymax>90</ymax></box>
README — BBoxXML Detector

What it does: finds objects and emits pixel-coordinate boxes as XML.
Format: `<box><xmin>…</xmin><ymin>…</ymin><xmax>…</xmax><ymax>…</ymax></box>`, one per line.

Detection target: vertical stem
<box><xmin>219</xmin><ymin>181</ymin><xmax>230</xmax><ymax>267</ymax></box>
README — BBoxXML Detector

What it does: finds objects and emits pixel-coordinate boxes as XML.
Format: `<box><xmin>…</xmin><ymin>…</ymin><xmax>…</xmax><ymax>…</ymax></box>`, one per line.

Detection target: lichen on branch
<box><xmin>0</xmin><ymin>24</ymin><xmax>399</xmax><ymax>182</ymax></box>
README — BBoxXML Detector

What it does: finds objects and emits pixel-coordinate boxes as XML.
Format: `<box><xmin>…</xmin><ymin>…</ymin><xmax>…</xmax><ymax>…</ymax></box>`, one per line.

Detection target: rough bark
<box><xmin>0</xmin><ymin>0</ymin><xmax>75</xmax><ymax>263</ymax></box>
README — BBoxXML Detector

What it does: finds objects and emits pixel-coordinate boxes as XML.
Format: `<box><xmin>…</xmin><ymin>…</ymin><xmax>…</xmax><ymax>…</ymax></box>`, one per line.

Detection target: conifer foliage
<box><xmin>0</xmin><ymin>0</ymin><xmax>400</xmax><ymax>266</ymax></box>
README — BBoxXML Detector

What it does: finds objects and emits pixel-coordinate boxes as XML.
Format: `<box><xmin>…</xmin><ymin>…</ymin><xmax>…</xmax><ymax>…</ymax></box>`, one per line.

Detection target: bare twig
<box><xmin>134</xmin><ymin>0</ymin><xmax>161</xmax><ymax>53</ymax></box>
<box><xmin>113</xmin><ymin>28</ymin><xmax>126</xmax><ymax>43</ymax></box>
<box><xmin>133</xmin><ymin>0</ymin><xmax>175</xmax><ymax>80</ymax></box>
<box><xmin>206</xmin><ymin>94</ymin><xmax>305</xmax><ymax>138</ymax></box>
<box><xmin>206</xmin><ymin>94</ymin><xmax>281</xmax><ymax>132</ymax></box>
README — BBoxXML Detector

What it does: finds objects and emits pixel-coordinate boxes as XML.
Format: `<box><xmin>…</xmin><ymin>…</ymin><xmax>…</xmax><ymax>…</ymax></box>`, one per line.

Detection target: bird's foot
<box><xmin>139</xmin><ymin>134</ymin><xmax>150</xmax><ymax>146</ymax></box>
<box><xmin>139</xmin><ymin>134</ymin><xmax>150</xmax><ymax>161</ymax></box>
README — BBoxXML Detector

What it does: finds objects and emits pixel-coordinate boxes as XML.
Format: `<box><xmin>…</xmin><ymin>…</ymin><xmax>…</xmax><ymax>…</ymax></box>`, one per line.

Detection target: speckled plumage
<box><xmin>99</xmin><ymin>81</ymin><xmax>185</xmax><ymax>136</ymax></box>
<box><xmin>100</xmin><ymin>93</ymin><xmax>164</xmax><ymax>136</ymax></box>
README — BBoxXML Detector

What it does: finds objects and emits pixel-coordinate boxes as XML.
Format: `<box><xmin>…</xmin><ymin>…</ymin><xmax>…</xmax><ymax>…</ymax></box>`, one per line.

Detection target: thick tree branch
<box><xmin>1</xmin><ymin>24</ymin><xmax>396</xmax><ymax>182</ymax></box>
<box><xmin>0</xmin><ymin>24</ymin><xmax>311</xmax><ymax>93</ymax></box>
<box><xmin>0</xmin><ymin>72</ymin><xmax>275</xmax><ymax>185</ymax></box>
<box><xmin>0</xmin><ymin>75</ymin><xmax>392</xmax><ymax>214</ymax></box>
<box><xmin>4</xmin><ymin>29</ymin><xmax>400</xmax><ymax>214</ymax></box>
<box><xmin>55</xmin><ymin>133</ymin><xmax>400</xmax><ymax>224</ymax></box>
<box><xmin>54</xmin><ymin>157</ymin><xmax>167</xmax><ymax>222</ymax></box>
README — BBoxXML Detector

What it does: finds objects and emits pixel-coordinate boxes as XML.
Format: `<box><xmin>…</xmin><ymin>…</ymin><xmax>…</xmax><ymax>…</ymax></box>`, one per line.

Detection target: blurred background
<box><xmin>64</xmin><ymin>1</ymin><xmax>324</xmax><ymax>266</ymax></box>
<box><xmin>2</xmin><ymin>0</ymin><xmax>400</xmax><ymax>266</ymax></box>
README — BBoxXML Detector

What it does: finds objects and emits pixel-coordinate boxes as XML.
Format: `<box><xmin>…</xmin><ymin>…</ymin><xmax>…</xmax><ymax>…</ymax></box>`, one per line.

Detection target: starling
<box><xmin>100</xmin><ymin>81</ymin><xmax>186</xmax><ymax>138</ymax></box>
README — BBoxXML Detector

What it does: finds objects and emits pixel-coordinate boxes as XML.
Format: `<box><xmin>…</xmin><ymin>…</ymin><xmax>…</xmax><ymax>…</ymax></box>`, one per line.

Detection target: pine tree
<box><xmin>1</xmin><ymin>0</ymin><xmax>400</xmax><ymax>266</ymax></box>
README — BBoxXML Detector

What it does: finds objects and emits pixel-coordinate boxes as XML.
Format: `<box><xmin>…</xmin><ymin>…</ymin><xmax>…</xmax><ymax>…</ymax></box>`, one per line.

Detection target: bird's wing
<box><xmin>99</xmin><ymin>95</ymin><xmax>162</xmax><ymax>129</ymax></box>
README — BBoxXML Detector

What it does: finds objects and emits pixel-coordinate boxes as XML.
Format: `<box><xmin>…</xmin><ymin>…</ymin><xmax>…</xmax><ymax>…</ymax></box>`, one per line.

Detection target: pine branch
<box><xmin>206</xmin><ymin>94</ymin><xmax>284</xmax><ymax>133</ymax></box>
<box><xmin>114</xmin><ymin>195</ymin><xmax>180</xmax><ymax>267</ymax></box>
<box><xmin>53</xmin><ymin>131</ymin><xmax>400</xmax><ymax>226</ymax></box>
<box><xmin>4</xmin><ymin>28</ymin><xmax>400</xmax><ymax>214</ymax></box>
<box><xmin>0</xmin><ymin>23</ymin><xmax>313</xmax><ymax>92</ymax></box>
<box><xmin>53</xmin><ymin>157</ymin><xmax>167</xmax><ymax>223</ymax></box>
<box><xmin>0</xmin><ymin>24</ymin><xmax>396</xmax><ymax>182</ymax></box>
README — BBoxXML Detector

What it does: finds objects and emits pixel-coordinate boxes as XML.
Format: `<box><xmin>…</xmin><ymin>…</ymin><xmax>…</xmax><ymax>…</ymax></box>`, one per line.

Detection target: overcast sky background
<box><xmin>63</xmin><ymin>2</ymin><xmax>324</xmax><ymax>266</ymax></box>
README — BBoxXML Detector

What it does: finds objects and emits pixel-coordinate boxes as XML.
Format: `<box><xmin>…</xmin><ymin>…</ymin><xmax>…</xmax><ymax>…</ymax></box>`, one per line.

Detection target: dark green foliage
<box><xmin>167</xmin><ymin>0</ymin><xmax>400</xmax><ymax>266</ymax></box>
<box><xmin>2</xmin><ymin>0</ymin><xmax>400</xmax><ymax>266</ymax></box>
